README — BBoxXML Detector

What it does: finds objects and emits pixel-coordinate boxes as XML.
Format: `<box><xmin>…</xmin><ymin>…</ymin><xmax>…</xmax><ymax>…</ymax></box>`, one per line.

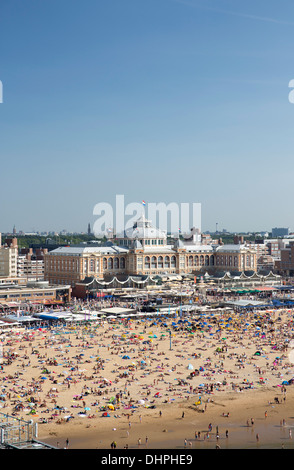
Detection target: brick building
<box><xmin>44</xmin><ymin>215</ymin><xmax>257</xmax><ymax>288</ymax></box>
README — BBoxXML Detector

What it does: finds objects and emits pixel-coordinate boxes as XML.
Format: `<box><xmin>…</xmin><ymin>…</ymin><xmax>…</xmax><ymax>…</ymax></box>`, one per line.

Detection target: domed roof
<box><xmin>132</xmin><ymin>239</ymin><xmax>143</xmax><ymax>249</ymax></box>
<box><xmin>124</xmin><ymin>214</ymin><xmax>166</xmax><ymax>240</ymax></box>
<box><xmin>174</xmin><ymin>238</ymin><xmax>184</xmax><ymax>249</ymax></box>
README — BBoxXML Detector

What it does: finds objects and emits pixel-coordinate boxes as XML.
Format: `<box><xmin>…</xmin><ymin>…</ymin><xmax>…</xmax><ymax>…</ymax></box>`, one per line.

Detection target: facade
<box><xmin>0</xmin><ymin>281</ymin><xmax>71</xmax><ymax>305</ymax></box>
<box><xmin>44</xmin><ymin>215</ymin><xmax>257</xmax><ymax>288</ymax></box>
<box><xmin>17</xmin><ymin>248</ymin><xmax>47</xmax><ymax>281</ymax></box>
<box><xmin>44</xmin><ymin>245</ymin><xmax>128</xmax><ymax>286</ymax></box>
<box><xmin>275</xmin><ymin>241</ymin><xmax>294</xmax><ymax>275</ymax></box>
<box><xmin>272</xmin><ymin>227</ymin><xmax>289</xmax><ymax>238</ymax></box>
<box><xmin>0</xmin><ymin>238</ymin><xmax>18</xmax><ymax>277</ymax></box>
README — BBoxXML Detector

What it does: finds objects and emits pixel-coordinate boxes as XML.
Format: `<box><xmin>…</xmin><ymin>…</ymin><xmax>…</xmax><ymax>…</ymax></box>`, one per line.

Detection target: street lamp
<box><xmin>168</xmin><ymin>329</ymin><xmax>172</xmax><ymax>350</ymax></box>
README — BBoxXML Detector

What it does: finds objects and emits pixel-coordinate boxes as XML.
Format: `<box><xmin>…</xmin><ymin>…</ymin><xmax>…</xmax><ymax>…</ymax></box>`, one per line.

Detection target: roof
<box><xmin>225</xmin><ymin>300</ymin><xmax>268</xmax><ymax>307</ymax></box>
<box><xmin>100</xmin><ymin>307</ymin><xmax>136</xmax><ymax>315</ymax></box>
<box><xmin>143</xmin><ymin>246</ymin><xmax>174</xmax><ymax>253</ymax></box>
<box><xmin>49</xmin><ymin>246</ymin><xmax>129</xmax><ymax>256</ymax></box>
<box><xmin>215</xmin><ymin>244</ymin><xmax>248</xmax><ymax>252</ymax></box>
<box><xmin>184</xmin><ymin>244</ymin><xmax>213</xmax><ymax>253</ymax></box>
<box><xmin>119</xmin><ymin>214</ymin><xmax>166</xmax><ymax>240</ymax></box>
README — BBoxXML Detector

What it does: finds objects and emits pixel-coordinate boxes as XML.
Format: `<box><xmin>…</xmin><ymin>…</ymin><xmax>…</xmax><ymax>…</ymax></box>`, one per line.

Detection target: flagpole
<box><xmin>142</xmin><ymin>200</ymin><xmax>146</xmax><ymax>246</ymax></box>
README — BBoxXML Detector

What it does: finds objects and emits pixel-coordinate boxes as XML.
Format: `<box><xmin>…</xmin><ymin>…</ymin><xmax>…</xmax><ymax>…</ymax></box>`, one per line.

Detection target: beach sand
<box><xmin>1</xmin><ymin>308</ymin><xmax>294</xmax><ymax>449</ymax></box>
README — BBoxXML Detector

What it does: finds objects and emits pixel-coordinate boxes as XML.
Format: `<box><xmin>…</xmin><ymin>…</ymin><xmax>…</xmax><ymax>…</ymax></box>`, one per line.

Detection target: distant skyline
<box><xmin>1</xmin><ymin>0</ymin><xmax>294</xmax><ymax>233</ymax></box>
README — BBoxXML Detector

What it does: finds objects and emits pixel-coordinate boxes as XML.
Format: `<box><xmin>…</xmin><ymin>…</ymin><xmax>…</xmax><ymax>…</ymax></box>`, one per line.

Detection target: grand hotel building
<box><xmin>44</xmin><ymin>216</ymin><xmax>257</xmax><ymax>291</ymax></box>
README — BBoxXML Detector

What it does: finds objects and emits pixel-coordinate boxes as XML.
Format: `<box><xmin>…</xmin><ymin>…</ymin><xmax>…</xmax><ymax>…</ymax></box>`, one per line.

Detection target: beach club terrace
<box><xmin>201</xmin><ymin>270</ymin><xmax>282</xmax><ymax>287</ymax></box>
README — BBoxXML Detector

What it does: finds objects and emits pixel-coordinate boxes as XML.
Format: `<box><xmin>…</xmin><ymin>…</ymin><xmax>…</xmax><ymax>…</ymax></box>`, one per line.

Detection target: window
<box><xmin>144</xmin><ymin>256</ymin><xmax>150</xmax><ymax>269</ymax></box>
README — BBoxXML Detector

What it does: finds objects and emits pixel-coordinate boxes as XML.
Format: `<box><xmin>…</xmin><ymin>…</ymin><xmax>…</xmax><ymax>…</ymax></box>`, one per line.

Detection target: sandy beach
<box><xmin>1</xmin><ymin>304</ymin><xmax>294</xmax><ymax>449</ymax></box>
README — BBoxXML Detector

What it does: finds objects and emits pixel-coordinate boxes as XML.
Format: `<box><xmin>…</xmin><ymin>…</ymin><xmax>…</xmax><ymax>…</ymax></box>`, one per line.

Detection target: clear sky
<box><xmin>1</xmin><ymin>0</ymin><xmax>294</xmax><ymax>234</ymax></box>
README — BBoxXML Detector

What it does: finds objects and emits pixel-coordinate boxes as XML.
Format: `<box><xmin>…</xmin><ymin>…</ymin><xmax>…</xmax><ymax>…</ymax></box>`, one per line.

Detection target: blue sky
<box><xmin>1</xmin><ymin>0</ymin><xmax>294</xmax><ymax>234</ymax></box>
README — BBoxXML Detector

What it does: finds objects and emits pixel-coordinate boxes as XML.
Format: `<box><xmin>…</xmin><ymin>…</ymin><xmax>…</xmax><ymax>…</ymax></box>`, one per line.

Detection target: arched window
<box><xmin>164</xmin><ymin>256</ymin><xmax>170</xmax><ymax>268</ymax></box>
<box><xmin>171</xmin><ymin>256</ymin><xmax>176</xmax><ymax>268</ymax></box>
<box><xmin>114</xmin><ymin>257</ymin><xmax>119</xmax><ymax>269</ymax></box>
<box><xmin>210</xmin><ymin>255</ymin><xmax>214</xmax><ymax>266</ymax></box>
<box><xmin>120</xmin><ymin>257</ymin><xmax>125</xmax><ymax>269</ymax></box>
<box><xmin>194</xmin><ymin>256</ymin><xmax>199</xmax><ymax>266</ymax></box>
<box><xmin>200</xmin><ymin>255</ymin><xmax>204</xmax><ymax>266</ymax></box>
<box><xmin>103</xmin><ymin>257</ymin><xmax>107</xmax><ymax>270</ymax></box>
<box><xmin>144</xmin><ymin>256</ymin><xmax>150</xmax><ymax>269</ymax></box>
<box><xmin>151</xmin><ymin>256</ymin><xmax>157</xmax><ymax>268</ymax></box>
<box><xmin>108</xmin><ymin>258</ymin><xmax>113</xmax><ymax>270</ymax></box>
<box><xmin>158</xmin><ymin>256</ymin><xmax>163</xmax><ymax>268</ymax></box>
<box><xmin>189</xmin><ymin>256</ymin><xmax>193</xmax><ymax>267</ymax></box>
<box><xmin>205</xmin><ymin>255</ymin><xmax>209</xmax><ymax>266</ymax></box>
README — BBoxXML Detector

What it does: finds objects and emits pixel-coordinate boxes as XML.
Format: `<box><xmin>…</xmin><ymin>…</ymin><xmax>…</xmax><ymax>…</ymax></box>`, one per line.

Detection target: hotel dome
<box><xmin>124</xmin><ymin>214</ymin><xmax>167</xmax><ymax>241</ymax></box>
